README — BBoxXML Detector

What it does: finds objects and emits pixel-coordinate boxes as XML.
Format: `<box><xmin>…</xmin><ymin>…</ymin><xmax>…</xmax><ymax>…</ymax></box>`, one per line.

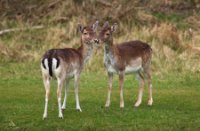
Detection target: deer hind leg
<box><xmin>146</xmin><ymin>70</ymin><xmax>153</xmax><ymax>106</ymax></box>
<box><xmin>143</xmin><ymin>62</ymin><xmax>153</xmax><ymax>106</ymax></box>
<box><xmin>119</xmin><ymin>71</ymin><xmax>125</xmax><ymax>108</ymax></box>
<box><xmin>62</xmin><ymin>79</ymin><xmax>70</xmax><ymax>110</ymax></box>
<box><xmin>105</xmin><ymin>72</ymin><xmax>113</xmax><ymax>107</ymax></box>
<box><xmin>42</xmin><ymin>75</ymin><xmax>50</xmax><ymax>119</ymax></box>
<box><xmin>74</xmin><ymin>73</ymin><xmax>82</xmax><ymax>112</ymax></box>
<box><xmin>134</xmin><ymin>71</ymin><xmax>145</xmax><ymax>107</ymax></box>
<box><xmin>57</xmin><ymin>76</ymin><xmax>65</xmax><ymax>118</ymax></box>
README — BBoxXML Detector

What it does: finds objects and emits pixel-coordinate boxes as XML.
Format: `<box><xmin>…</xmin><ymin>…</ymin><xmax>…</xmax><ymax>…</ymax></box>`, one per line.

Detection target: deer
<box><xmin>41</xmin><ymin>21</ymin><xmax>99</xmax><ymax>119</ymax></box>
<box><xmin>98</xmin><ymin>22</ymin><xmax>153</xmax><ymax>109</ymax></box>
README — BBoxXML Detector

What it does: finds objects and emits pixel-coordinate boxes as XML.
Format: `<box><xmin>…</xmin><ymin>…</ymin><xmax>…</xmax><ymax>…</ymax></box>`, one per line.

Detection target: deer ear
<box><xmin>111</xmin><ymin>23</ymin><xmax>117</xmax><ymax>32</ymax></box>
<box><xmin>103</xmin><ymin>21</ymin><xmax>109</xmax><ymax>29</ymax></box>
<box><xmin>77</xmin><ymin>24</ymin><xmax>83</xmax><ymax>33</ymax></box>
<box><xmin>92</xmin><ymin>20</ymin><xmax>99</xmax><ymax>31</ymax></box>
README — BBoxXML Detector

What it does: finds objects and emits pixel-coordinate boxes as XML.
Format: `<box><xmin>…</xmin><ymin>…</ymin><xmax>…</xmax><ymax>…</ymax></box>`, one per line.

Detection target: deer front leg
<box><xmin>134</xmin><ymin>73</ymin><xmax>145</xmax><ymax>107</ymax></box>
<box><xmin>74</xmin><ymin>74</ymin><xmax>82</xmax><ymax>112</ymax></box>
<box><xmin>105</xmin><ymin>72</ymin><xmax>113</xmax><ymax>107</ymax></box>
<box><xmin>62</xmin><ymin>79</ymin><xmax>70</xmax><ymax>110</ymax></box>
<box><xmin>57</xmin><ymin>77</ymin><xmax>65</xmax><ymax>118</ymax></box>
<box><xmin>43</xmin><ymin>75</ymin><xmax>50</xmax><ymax>119</ymax></box>
<box><xmin>119</xmin><ymin>71</ymin><xmax>125</xmax><ymax>108</ymax></box>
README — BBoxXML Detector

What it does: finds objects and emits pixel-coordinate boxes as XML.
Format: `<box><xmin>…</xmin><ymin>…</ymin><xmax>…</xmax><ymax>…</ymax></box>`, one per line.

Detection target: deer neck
<box><xmin>78</xmin><ymin>43</ymin><xmax>94</xmax><ymax>65</ymax></box>
<box><xmin>104</xmin><ymin>41</ymin><xmax>115</xmax><ymax>55</ymax></box>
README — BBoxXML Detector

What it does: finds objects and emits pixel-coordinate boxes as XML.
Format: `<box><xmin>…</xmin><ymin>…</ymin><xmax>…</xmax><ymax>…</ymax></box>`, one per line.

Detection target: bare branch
<box><xmin>0</xmin><ymin>25</ymin><xmax>44</xmax><ymax>36</ymax></box>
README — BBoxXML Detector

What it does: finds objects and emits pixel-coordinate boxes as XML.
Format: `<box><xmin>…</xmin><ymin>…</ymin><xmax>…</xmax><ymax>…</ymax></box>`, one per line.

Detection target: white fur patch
<box><xmin>125</xmin><ymin>57</ymin><xmax>142</xmax><ymax>74</ymax></box>
<box><xmin>107</xmin><ymin>66</ymin><xmax>117</xmax><ymax>73</ymax></box>
<box><xmin>52</xmin><ymin>58</ymin><xmax>58</xmax><ymax>70</ymax></box>
<box><xmin>44</xmin><ymin>58</ymin><xmax>48</xmax><ymax>70</ymax></box>
<box><xmin>125</xmin><ymin>65</ymin><xmax>142</xmax><ymax>73</ymax></box>
<box><xmin>84</xmin><ymin>46</ymin><xmax>93</xmax><ymax>64</ymax></box>
<box><xmin>53</xmin><ymin>59</ymin><xmax>61</xmax><ymax>77</ymax></box>
<box><xmin>41</xmin><ymin>58</ymin><xmax>49</xmax><ymax>76</ymax></box>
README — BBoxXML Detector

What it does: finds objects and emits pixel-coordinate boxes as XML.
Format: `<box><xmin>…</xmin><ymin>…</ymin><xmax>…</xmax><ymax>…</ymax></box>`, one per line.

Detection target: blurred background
<box><xmin>0</xmin><ymin>0</ymin><xmax>200</xmax><ymax>77</ymax></box>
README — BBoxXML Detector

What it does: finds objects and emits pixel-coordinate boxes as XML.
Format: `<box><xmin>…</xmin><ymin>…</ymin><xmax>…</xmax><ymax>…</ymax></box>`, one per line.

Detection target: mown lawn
<box><xmin>0</xmin><ymin>62</ymin><xmax>200</xmax><ymax>130</ymax></box>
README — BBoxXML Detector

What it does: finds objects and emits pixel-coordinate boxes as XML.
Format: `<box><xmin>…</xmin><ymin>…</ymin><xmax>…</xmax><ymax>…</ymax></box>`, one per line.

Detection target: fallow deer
<box><xmin>98</xmin><ymin>22</ymin><xmax>153</xmax><ymax>108</ymax></box>
<box><xmin>41</xmin><ymin>21</ymin><xmax>99</xmax><ymax>119</ymax></box>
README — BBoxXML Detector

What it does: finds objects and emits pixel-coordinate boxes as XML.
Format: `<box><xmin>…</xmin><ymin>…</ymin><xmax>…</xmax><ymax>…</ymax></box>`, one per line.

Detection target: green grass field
<box><xmin>0</xmin><ymin>62</ymin><xmax>200</xmax><ymax>130</ymax></box>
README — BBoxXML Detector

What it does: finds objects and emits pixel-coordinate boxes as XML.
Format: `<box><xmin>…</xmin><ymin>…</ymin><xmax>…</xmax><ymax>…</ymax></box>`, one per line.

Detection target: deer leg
<box><xmin>74</xmin><ymin>74</ymin><xmax>82</xmax><ymax>112</ymax></box>
<box><xmin>62</xmin><ymin>79</ymin><xmax>70</xmax><ymax>110</ymax></box>
<box><xmin>146</xmin><ymin>71</ymin><xmax>153</xmax><ymax>106</ymax></box>
<box><xmin>134</xmin><ymin>72</ymin><xmax>145</xmax><ymax>107</ymax></box>
<box><xmin>119</xmin><ymin>71</ymin><xmax>125</xmax><ymax>108</ymax></box>
<box><xmin>105</xmin><ymin>73</ymin><xmax>113</xmax><ymax>107</ymax></box>
<box><xmin>43</xmin><ymin>75</ymin><xmax>50</xmax><ymax>119</ymax></box>
<box><xmin>147</xmin><ymin>82</ymin><xmax>153</xmax><ymax>106</ymax></box>
<box><xmin>57</xmin><ymin>77</ymin><xmax>65</xmax><ymax>118</ymax></box>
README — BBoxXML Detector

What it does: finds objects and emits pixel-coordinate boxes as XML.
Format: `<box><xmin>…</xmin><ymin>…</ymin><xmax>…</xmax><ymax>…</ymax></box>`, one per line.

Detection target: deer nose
<box><xmin>94</xmin><ymin>39</ymin><xmax>99</xmax><ymax>44</ymax></box>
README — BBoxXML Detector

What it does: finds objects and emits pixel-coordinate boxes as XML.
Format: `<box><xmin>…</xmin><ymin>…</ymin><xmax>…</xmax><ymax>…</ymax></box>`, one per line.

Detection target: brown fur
<box><xmin>111</xmin><ymin>40</ymin><xmax>152</xmax><ymax>71</ymax></box>
<box><xmin>43</xmin><ymin>48</ymin><xmax>82</xmax><ymax>64</ymax></box>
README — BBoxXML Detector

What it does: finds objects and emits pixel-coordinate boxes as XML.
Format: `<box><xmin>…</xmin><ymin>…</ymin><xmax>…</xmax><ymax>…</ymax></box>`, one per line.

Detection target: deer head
<box><xmin>98</xmin><ymin>21</ymin><xmax>117</xmax><ymax>45</ymax></box>
<box><xmin>77</xmin><ymin>21</ymin><xmax>99</xmax><ymax>46</ymax></box>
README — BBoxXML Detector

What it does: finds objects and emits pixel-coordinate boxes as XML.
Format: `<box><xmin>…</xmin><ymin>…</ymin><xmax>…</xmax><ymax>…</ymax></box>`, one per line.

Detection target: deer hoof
<box><xmin>147</xmin><ymin>99</ymin><xmax>153</xmax><ymax>106</ymax></box>
<box><xmin>76</xmin><ymin>108</ymin><xmax>82</xmax><ymax>112</ymax></box>
<box><xmin>134</xmin><ymin>100</ymin><xmax>142</xmax><ymax>107</ymax></box>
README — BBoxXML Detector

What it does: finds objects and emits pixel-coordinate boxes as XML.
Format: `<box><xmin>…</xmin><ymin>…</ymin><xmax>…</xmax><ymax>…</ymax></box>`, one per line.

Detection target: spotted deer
<box><xmin>98</xmin><ymin>22</ymin><xmax>153</xmax><ymax>108</ymax></box>
<box><xmin>41</xmin><ymin>21</ymin><xmax>99</xmax><ymax>119</ymax></box>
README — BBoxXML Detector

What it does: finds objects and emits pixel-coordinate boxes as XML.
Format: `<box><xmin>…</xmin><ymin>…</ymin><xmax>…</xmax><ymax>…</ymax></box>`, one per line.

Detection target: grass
<box><xmin>0</xmin><ymin>62</ymin><xmax>200</xmax><ymax>130</ymax></box>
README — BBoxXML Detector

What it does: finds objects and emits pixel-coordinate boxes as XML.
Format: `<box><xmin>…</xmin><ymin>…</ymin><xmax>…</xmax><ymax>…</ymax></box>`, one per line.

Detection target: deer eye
<box><xmin>106</xmin><ymin>33</ymin><xmax>110</xmax><ymax>36</ymax></box>
<box><xmin>83</xmin><ymin>32</ymin><xmax>88</xmax><ymax>35</ymax></box>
